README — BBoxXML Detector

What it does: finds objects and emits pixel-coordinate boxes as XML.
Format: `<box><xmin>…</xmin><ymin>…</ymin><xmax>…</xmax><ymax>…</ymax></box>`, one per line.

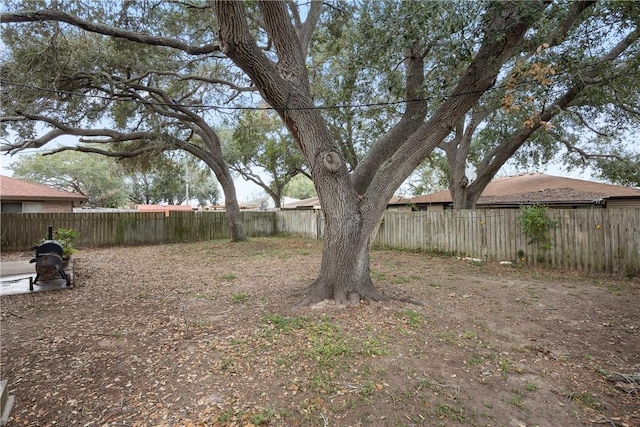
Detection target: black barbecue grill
<box><xmin>29</xmin><ymin>227</ymin><xmax>73</xmax><ymax>291</ymax></box>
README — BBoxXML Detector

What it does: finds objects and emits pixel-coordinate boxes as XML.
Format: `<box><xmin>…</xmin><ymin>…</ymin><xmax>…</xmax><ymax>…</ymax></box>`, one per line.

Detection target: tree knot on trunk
<box><xmin>322</xmin><ymin>151</ymin><xmax>342</xmax><ymax>172</ymax></box>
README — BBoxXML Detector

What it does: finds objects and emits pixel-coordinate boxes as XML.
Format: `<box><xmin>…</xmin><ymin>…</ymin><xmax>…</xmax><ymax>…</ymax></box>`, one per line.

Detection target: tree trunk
<box><xmin>214</xmin><ymin>0</ymin><xmax>547</xmax><ymax>304</ymax></box>
<box><xmin>215</xmin><ymin>170</ymin><xmax>246</xmax><ymax>242</ymax></box>
<box><xmin>189</xmin><ymin>162</ymin><xmax>245</xmax><ymax>241</ymax></box>
<box><xmin>273</xmin><ymin>195</ymin><xmax>282</xmax><ymax>209</ymax></box>
<box><xmin>183</xmin><ymin>143</ymin><xmax>247</xmax><ymax>242</ymax></box>
<box><xmin>297</xmin><ymin>207</ymin><xmax>385</xmax><ymax>307</ymax></box>
<box><xmin>450</xmin><ymin>176</ymin><xmax>469</xmax><ymax>209</ymax></box>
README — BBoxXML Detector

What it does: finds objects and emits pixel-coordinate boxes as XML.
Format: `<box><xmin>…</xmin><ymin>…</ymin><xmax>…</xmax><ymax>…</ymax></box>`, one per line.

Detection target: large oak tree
<box><xmin>0</xmin><ymin>1</ymin><xmax>251</xmax><ymax>240</ymax></box>
<box><xmin>3</xmin><ymin>1</ymin><xmax>633</xmax><ymax>305</ymax></box>
<box><xmin>211</xmin><ymin>0</ymin><xmax>548</xmax><ymax>305</ymax></box>
<box><xmin>308</xmin><ymin>1</ymin><xmax>640</xmax><ymax>209</ymax></box>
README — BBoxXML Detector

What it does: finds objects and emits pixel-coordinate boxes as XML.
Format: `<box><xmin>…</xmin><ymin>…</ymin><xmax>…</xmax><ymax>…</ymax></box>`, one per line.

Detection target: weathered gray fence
<box><xmin>0</xmin><ymin>211</ymin><xmax>276</xmax><ymax>250</ymax></box>
<box><xmin>1</xmin><ymin>208</ymin><xmax>638</xmax><ymax>276</ymax></box>
<box><xmin>369</xmin><ymin>209</ymin><xmax>640</xmax><ymax>276</ymax></box>
<box><xmin>276</xmin><ymin>209</ymin><xmax>322</xmax><ymax>239</ymax></box>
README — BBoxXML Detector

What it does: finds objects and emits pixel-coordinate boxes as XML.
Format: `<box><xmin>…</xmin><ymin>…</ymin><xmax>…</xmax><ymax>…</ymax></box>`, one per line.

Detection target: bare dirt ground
<box><xmin>1</xmin><ymin>237</ymin><xmax>638</xmax><ymax>427</ymax></box>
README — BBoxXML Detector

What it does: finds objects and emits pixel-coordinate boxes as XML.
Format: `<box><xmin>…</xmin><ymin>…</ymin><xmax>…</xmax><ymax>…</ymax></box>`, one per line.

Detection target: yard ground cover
<box><xmin>1</xmin><ymin>237</ymin><xmax>638</xmax><ymax>426</ymax></box>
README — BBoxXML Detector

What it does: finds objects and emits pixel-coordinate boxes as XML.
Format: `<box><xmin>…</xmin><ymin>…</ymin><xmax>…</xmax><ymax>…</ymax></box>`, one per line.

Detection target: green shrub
<box><xmin>35</xmin><ymin>228</ymin><xmax>80</xmax><ymax>259</ymax></box>
<box><xmin>518</xmin><ymin>204</ymin><xmax>556</xmax><ymax>250</ymax></box>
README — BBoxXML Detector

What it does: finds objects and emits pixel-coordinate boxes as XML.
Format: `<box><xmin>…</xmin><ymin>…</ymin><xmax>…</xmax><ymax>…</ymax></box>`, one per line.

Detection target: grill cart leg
<box><xmin>0</xmin><ymin>379</ymin><xmax>15</xmax><ymax>427</ymax></box>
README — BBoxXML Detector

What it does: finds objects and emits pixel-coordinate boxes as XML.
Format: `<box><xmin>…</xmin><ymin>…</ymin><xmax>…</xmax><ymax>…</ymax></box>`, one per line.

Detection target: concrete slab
<box><xmin>0</xmin><ymin>274</ymin><xmax>71</xmax><ymax>296</ymax></box>
<box><xmin>0</xmin><ymin>260</ymin><xmax>33</xmax><ymax>277</ymax></box>
<box><xmin>0</xmin><ymin>260</ymin><xmax>74</xmax><ymax>296</ymax></box>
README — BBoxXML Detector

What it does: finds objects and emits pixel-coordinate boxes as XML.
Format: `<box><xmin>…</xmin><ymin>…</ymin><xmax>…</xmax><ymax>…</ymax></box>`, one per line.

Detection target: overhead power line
<box><xmin>0</xmin><ymin>77</ymin><xmax>562</xmax><ymax>113</ymax></box>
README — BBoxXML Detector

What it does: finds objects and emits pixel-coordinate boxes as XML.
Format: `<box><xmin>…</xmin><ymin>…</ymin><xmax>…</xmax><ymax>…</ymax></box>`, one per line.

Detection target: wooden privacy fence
<box><xmin>0</xmin><ymin>211</ymin><xmax>277</xmax><ymax>250</ymax></box>
<box><xmin>370</xmin><ymin>209</ymin><xmax>640</xmax><ymax>276</ymax></box>
<box><xmin>1</xmin><ymin>208</ymin><xmax>638</xmax><ymax>276</ymax></box>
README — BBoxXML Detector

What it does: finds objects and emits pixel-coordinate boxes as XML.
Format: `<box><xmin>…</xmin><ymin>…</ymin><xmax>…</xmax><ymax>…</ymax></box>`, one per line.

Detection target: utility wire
<box><xmin>0</xmin><ymin>77</ymin><xmax>563</xmax><ymax>113</ymax></box>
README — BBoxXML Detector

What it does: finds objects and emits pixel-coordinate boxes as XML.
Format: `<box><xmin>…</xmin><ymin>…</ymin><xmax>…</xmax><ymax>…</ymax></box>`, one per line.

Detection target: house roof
<box><xmin>137</xmin><ymin>204</ymin><xmax>194</xmax><ymax>212</ymax></box>
<box><xmin>0</xmin><ymin>175</ymin><xmax>87</xmax><ymax>202</ymax></box>
<box><xmin>283</xmin><ymin>195</ymin><xmax>405</xmax><ymax>209</ymax></box>
<box><xmin>391</xmin><ymin>173</ymin><xmax>640</xmax><ymax>206</ymax></box>
<box><xmin>283</xmin><ymin>196</ymin><xmax>321</xmax><ymax>209</ymax></box>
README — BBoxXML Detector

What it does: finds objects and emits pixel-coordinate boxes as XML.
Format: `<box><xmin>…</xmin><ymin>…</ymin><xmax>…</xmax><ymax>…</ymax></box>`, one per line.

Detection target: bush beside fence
<box><xmin>370</xmin><ymin>209</ymin><xmax>640</xmax><ymax>277</ymax></box>
<box><xmin>1</xmin><ymin>208</ymin><xmax>638</xmax><ymax>276</ymax></box>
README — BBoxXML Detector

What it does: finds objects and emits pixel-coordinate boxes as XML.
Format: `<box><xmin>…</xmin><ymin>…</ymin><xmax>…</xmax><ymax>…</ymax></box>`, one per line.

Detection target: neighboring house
<box><xmin>283</xmin><ymin>195</ymin><xmax>404</xmax><ymax>210</ymax></box>
<box><xmin>387</xmin><ymin>173</ymin><xmax>640</xmax><ymax>211</ymax></box>
<box><xmin>283</xmin><ymin>196</ymin><xmax>322</xmax><ymax>210</ymax></box>
<box><xmin>0</xmin><ymin>175</ymin><xmax>87</xmax><ymax>213</ymax></box>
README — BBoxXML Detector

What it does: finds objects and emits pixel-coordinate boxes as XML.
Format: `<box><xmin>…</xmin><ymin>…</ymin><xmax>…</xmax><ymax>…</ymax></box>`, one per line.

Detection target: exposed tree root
<box><xmin>389</xmin><ymin>295</ymin><xmax>426</xmax><ymax>306</ymax></box>
<box><xmin>293</xmin><ymin>280</ymin><xmax>425</xmax><ymax>307</ymax></box>
<box><xmin>292</xmin><ymin>283</ymin><xmax>315</xmax><ymax>297</ymax></box>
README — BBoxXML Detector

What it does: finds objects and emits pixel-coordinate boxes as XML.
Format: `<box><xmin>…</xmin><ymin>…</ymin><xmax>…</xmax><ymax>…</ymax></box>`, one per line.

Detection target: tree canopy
<box><xmin>1</xmin><ymin>0</ymin><xmax>252</xmax><ymax>240</ymax></box>
<box><xmin>2</xmin><ymin>0</ymin><xmax>638</xmax><ymax>305</ymax></box>
<box><xmin>121</xmin><ymin>153</ymin><xmax>221</xmax><ymax>206</ymax></box>
<box><xmin>308</xmin><ymin>1</ymin><xmax>640</xmax><ymax>206</ymax></box>
<box><xmin>10</xmin><ymin>151</ymin><xmax>129</xmax><ymax>208</ymax></box>
<box><xmin>223</xmin><ymin>109</ymin><xmax>307</xmax><ymax>207</ymax></box>
<box><xmin>593</xmin><ymin>152</ymin><xmax>640</xmax><ymax>187</ymax></box>
<box><xmin>283</xmin><ymin>174</ymin><xmax>317</xmax><ymax>200</ymax></box>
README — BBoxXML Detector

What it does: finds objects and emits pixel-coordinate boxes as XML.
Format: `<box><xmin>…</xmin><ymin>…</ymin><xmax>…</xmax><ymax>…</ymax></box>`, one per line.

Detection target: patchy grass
<box><xmin>230</xmin><ymin>292</ymin><xmax>248</xmax><ymax>303</ymax></box>
<box><xmin>1</xmin><ymin>237</ymin><xmax>637</xmax><ymax>427</ymax></box>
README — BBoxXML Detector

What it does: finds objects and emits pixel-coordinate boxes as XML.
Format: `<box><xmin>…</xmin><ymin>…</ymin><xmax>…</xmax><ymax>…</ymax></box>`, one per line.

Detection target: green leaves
<box><xmin>594</xmin><ymin>153</ymin><xmax>640</xmax><ymax>187</ymax></box>
<box><xmin>10</xmin><ymin>151</ymin><xmax>129</xmax><ymax>208</ymax></box>
<box><xmin>518</xmin><ymin>204</ymin><xmax>557</xmax><ymax>250</ymax></box>
<box><xmin>224</xmin><ymin>109</ymin><xmax>306</xmax><ymax>204</ymax></box>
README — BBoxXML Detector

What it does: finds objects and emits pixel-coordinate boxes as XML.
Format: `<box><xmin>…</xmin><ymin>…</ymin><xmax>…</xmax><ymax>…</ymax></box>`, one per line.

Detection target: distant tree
<box><xmin>189</xmin><ymin>163</ymin><xmax>221</xmax><ymax>206</ymax></box>
<box><xmin>283</xmin><ymin>174</ymin><xmax>317</xmax><ymax>200</ymax></box>
<box><xmin>224</xmin><ymin>109</ymin><xmax>307</xmax><ymax>208</ymax></box>
<box><xmin>9</xmin><ymin>151</ymin><xmax>128</xmax><ymax>208</ymax></box>
<box><xmin>122</xmin><ymin>153</ymin><xmax>220</xmax><ymax>206</ymax></box>
<box><xmin>397</xmin><ymin>154</ymin><xmax>448</xmax><ymax>197</ymax></box>
<box><xmin>593</xmin><ymin>153</ymin><xmax>640</xmax><ymax>188</ymax></box>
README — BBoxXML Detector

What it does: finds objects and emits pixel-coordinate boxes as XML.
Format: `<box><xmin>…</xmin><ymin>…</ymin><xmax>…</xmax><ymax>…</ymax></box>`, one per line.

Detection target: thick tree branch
<box><xmin>613</xmin><ymin>90</ymin><xmax>640</xmax><ymax>117</ymax></box>
<box><xmin>1</xmin><ymin>113</ymin><xmax>153</xmax><ymax>153</ymax></box>
<box><xmin>258</xmin><ymin>1</ymin><xmax>309</xmax><ymax>91</ymax></box>
<box><xmin>352</xmin><ymin>44</ymin><xmax>429</xmax><ymax>194</ymax></box>
<box><xmin>572</xmin><ymin>111</ymin><xmax>611</xmax><ymax>137</ymax></box>
<box><xmin>46</xmin><ymin>144</ymin><xmax>163</xmax><ymax>159</ymax></box>
<box><xmin>151</xmin><ymin>70</ymin><xmax>257</xmax><ymax>93</ymax></box>
<box><xmin>1</xmin><ymin>128</ymin><xmax>66</xmax><ymax>154</ymax></box>
<box><xmin>0</xmin><ymin>9</ymin><xmax>220</xmax><ymax>55</ymax></box>
<box><xmin>0</xmin><ymin>116</ymin><xmax>27</xmax><ymax>122</ymax></box>
<box><xmin>468</xmin><ymin>27</ymin><xmax>640</xmax><ymax>201</ymax></box>
<box><xmin>213</xmin><ymin>0</ymin><xmax>320</xmax><ymax>167</ymax></box>
<box><xmin>298</xmin><ymin>0</ymin><xmax>322</xmax><ymax>56</ymax></box>
<box><xmin>364</xmin><ymin>1</ymin><xmax>550</xmax><ymax>212</ymax></box>
<box><xmin>228</xmin><ymin>163</ymin><xmax>279</xmax><ymax>203</ymax></box>
<box><xmin>547</xmin><ymin>1</ymin><xmax>596</xmax><ymax>46</ymax></box>
<box><xmin>553</xmin><ymin>135</ymin><xmax>626</xmax><ymax>163</ymax></box>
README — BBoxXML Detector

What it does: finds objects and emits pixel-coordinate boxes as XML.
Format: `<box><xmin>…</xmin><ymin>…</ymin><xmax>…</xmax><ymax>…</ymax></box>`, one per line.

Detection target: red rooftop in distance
<box><xmin>136</xmin><ymin>204</ymin><xmax>194</xmax><ymax>217</ymax></box>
